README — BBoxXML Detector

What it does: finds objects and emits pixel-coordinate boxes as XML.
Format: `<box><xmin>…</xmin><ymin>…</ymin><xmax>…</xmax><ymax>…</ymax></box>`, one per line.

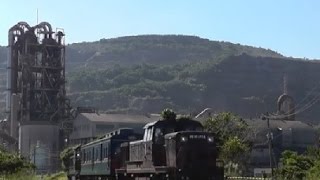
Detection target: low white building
<box><xmin>69</xmin><ymin>112</ymin><xmax>159</xmax><ymax>145</ymax></box>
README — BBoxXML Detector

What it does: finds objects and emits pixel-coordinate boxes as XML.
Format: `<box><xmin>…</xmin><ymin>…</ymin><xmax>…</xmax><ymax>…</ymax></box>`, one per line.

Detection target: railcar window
<box><xmin>143</xmin><ymin>129</ymin><xmax>148</xmax><ymax>141</ymax></box>
<box><xmin>92</xmin><ymin>148</ymin><xmax>94</xmax><ymax>161</ymax></box>
<box><xmin>85</xmin><ymin>151</ymin><xmax>87</xmax><ymax>162</ymax></box>
<box><xmin>84</xmin><ymin>151</ymin><xmax>86</xmax><ymax>162</ymax></box>
<box><xmin>82</xmin><ymin>150</ymin><xmax>86</xmax><ymax>162</ymax></box>
<box><xmin>115</xmin><ymin>147</ymin><xmax>121</xmax><ymax>155</ymax></box>
<box><xmin>146</xmin><ymin>128</ymin><xmax>150</xmax><ymax>140</ymax></box>
<box><xmin>104</xmin><ymin>147</ymin><xmax>108</xmax><ymax>157</ymax></box>
<box><xmin>107</xmin><ymin>146</ymin><xmax>109</xmax><ymax>157</ymax></box>
<box><xmin>96</xmin><ymin>148</ymin><xmax>99</xmax><ymax>160</ymax></box>
<box><xmin>146</xmin><ymin>127</ymin><xmax>154</xmax><ymax>141</ymax></box>
<box><xmin>155</xmin><ymin>128</ymin><xmax>164</xmax><ymax>144</ymax></box>
<box><xmin>102</xmin><ymin>147</ymin><xmax>104</xmax><ymax>159</ymax></box>
<box><xmin>104</xmin><ymin>143</ymin><xmax>108</xmax><ymax>158</ymax></box>
<box><xmin>100</xmin><ymin>144</ymin><xmax>103</xmax><ymax>160</ymax></box>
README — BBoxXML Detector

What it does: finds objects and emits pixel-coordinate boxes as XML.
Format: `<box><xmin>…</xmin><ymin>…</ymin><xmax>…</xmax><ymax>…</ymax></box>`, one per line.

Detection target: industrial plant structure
<box><xmin>6</xmin><ymin>22</ymin><xmax>71</xmax><ymax>173</ymax></box>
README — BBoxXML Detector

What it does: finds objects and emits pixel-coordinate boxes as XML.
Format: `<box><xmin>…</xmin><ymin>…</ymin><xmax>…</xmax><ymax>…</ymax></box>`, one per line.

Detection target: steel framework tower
<box><xmin>7</xmin><ymin>21</ymin><xmax>70</xmax><ymax>123</ymax></box>
<box><xmin>7</xmin><ymin>22</ymin><xmax>71</xmax><ymax>172</ymax></box>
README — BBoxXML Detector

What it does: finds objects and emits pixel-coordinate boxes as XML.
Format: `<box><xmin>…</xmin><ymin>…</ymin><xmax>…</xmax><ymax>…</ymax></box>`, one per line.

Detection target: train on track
<box><xmin>66</xmin><ymin>118</ymin><xmax>224</xmax><ymax>180</ymax></box>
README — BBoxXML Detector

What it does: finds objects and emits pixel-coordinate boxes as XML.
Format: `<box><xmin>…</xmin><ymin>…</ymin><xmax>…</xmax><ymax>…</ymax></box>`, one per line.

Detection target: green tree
<box><xmin>60</xmin><ymin>146</ymin><xmax>74</xmax><ymax>171</ymax></box>
<box><xmin>203</xmin><ymin>112</ymin><xmax>252</xmax><ymax>175</ymax></box>
<box><xmin>304</xmin><ymin>147</ymin><xmax>320</xmax><ymax>179</ymax></box>
<box><xmin>219</xmin><ymin>136</ymin><xmax>250</xmax><ymax>165</ymax></box>
<box><xmin>276</xmin><ymin>150</ymin><xmax>314</xmax><ymax>180</ymax></box>
<box><xmin>307</xmin><ymin>160</ymin><xmax>320</xmax><ymax>180</ymax></box>
<box><xmin>204</xmin><ymin>112</ymin><xmax>251</xmax><ymax>146</ymax></box>
<box><xmin>0</xmin><ymin>150</ymin><xmax>35</xmax><ymax>174</ymax></box>
<box><xmin>306</xmin><ymin>146</ymin><xmax>320</xmax><ymax>160</ymax></box>
<box><xmin>161</xmin><ymin>108</ymin><xmax>177</xmax><ymax>121</ymax></box>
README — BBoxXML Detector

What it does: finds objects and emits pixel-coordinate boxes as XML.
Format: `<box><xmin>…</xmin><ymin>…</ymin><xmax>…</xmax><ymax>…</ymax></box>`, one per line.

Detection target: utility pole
<box><xmin>266</xmin><ymin>112</ymin><xmax>274</xmax><ymax>179</ymax></box>
<box><xmin>262</xmin><ymin>112</ymin><xmax>274</xmax><ymax>179</ymax></box>
<box><xmin>33</xmin><ymin>145</ymin><xmax>36</xmax><ymax>165</ymax></box>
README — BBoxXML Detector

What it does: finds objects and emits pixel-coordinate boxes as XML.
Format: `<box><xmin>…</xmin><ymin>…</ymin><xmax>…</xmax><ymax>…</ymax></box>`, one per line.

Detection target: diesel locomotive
<box><xmin>67</xmin><ymin>118</ymin><xmax>224</xmax><ymax>180</ymax></box>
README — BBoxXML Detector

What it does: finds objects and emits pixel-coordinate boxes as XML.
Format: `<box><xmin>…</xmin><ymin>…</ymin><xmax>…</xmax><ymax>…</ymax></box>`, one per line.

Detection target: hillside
<box><xmin>0</xmin><ymin>35</ymin><xmax>283</xmax><ymax>71</ymax></box>
<box><xmin>1</xmin><ymin>35</ymin><xmax>320</xmax><ymax>123</ymax></box>
<box><xmin>65</xmin><ymin>35</ymin><xmax>283</xmax><ymax>71</ymax></box>
<box><xmin>67</xmin><ymin>54</ymin><xmax>320</xmax><ymax>123</ymax></box>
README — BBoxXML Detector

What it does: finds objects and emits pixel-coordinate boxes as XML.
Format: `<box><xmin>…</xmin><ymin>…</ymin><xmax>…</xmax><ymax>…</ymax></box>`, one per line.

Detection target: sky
<box><xmin>0</xmin><ymin>0</ymin><xmax>320</xmax><ymax>59</ymax></box>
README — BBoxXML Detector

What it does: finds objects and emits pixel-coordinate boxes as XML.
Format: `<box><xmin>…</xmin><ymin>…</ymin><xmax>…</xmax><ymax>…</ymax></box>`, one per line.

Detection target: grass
<box><xmin>0</xmin><ymin>171</ymin><xmax>67</xmax><ymax>180</ymax></box>
<box><xmin>0</xmin><ymin>171</ymin><xmax>37</xmax><ymax>180</ymax></box>
<box><xmin>42</xmin><ymin>172</ymin><xmax>67</xmax><ymax>180</ymax></box>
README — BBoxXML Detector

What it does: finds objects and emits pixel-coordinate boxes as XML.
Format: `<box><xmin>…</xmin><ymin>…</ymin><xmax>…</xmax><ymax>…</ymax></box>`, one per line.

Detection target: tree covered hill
<box><xmin>1</xmin><ymin>35</ymin><xmax>320</xmax><ymax>123</ymax></box>
<box><xmin>65</xmin><ymin>35</ymin><xmax>283</xmax><ymax>71</ymax></box>
<box><xmin>0</xmin><ymin>35</ymin><xmax>283</xmax><ymax>71</ymax></box>
<box><xmin>68</xmin><ymin>54</ymin><xmax>320</xmax><ymax>123</ymax></box>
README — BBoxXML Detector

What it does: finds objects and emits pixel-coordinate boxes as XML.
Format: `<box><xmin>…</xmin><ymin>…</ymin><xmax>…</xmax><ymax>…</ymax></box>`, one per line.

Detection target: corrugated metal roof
<box><xmin>245</xmin><ymin>119</ymin><xmax>313</xmax><ymax>130</ymax></box>
<box><xmin>245</xmin><ymin>119</ymin><xmax>317</xmax><ymax>147</ymax></box>
<box><xmin>79</xmin><ymin>113</ymin><xmax>159</xmax><ymax>124</ymax></box>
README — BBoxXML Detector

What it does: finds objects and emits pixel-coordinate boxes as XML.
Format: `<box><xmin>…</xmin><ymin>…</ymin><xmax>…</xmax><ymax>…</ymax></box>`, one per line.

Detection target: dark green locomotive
<box><xmin>67</xmin><ymin>119</ymin><xmax>224</xmax><ymax>180</ymax></box>
<box><xmin>116</xmin><ymin>119</ymin><xmax>224</xmax><ymax>180</ymax></box>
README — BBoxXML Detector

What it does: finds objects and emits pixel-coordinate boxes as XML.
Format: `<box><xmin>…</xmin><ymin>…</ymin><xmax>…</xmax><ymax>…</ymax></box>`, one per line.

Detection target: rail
<box><xmin>226</xmin><ymin>177</ymin><xmax>271</xmax><ymax>180</ymax></box>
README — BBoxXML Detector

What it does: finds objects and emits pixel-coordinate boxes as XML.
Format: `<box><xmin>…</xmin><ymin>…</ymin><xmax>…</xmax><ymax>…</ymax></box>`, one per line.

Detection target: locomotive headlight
<box><xmin>207</xmin><ymin>136</ymin><xmax>214</xmax><ymax>143</ymax></box>
<box><xmin>180</xmin><ymin>136</ymin><xmax>188</xmax><ymax>142</ymax></box>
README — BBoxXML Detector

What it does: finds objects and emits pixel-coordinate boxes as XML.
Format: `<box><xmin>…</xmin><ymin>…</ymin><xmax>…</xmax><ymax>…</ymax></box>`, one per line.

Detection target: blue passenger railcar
<box><xmin>67</xmin><ymin>128</ymin><xmax>141</xmax><ymax>180</ymax></box>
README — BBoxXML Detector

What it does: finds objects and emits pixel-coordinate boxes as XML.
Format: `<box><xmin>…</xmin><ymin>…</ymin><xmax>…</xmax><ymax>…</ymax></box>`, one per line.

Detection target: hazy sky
<box><xmin>0</xmin><ymin>0</ymin><xmax>319</xmax><ymax>59</ymax></box>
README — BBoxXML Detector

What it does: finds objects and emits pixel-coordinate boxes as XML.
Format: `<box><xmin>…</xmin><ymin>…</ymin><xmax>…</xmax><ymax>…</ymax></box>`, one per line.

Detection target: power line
<box><xmin>261</xmin><ymin>81</ymin><xmax>320</xmax><ymax>120</ymax></box>
<box><xmin>292</xmin><ymin>82</ymin><xmax>320</xmax><ymax>111</ymax></box>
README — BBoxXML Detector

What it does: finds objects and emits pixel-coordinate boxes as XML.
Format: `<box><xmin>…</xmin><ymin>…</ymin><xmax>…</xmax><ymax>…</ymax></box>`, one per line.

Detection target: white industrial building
<box><xmin>69</xmin><ymin>112</ymin><xmax>159</xmax><ymax>145</ymax></box>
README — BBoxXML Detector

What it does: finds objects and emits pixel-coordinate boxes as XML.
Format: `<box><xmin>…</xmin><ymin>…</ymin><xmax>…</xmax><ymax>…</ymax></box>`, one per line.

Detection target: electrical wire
<box><xmin>273</xmin><ymin>83</ymin><xmax>320</xmax><ymax>116</ymax></box>
<box><xmin>265</xmin><ymin>87</ymin><xmax>320</xmax><ymax>119</ymax></box>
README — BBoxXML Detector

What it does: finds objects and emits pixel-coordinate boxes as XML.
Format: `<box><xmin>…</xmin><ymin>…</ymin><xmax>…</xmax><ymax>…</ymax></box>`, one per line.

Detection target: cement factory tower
<box><xmin>7</xmin><ymin>22</ymin><xmax>71</xmax><ymax>173</ymax></box>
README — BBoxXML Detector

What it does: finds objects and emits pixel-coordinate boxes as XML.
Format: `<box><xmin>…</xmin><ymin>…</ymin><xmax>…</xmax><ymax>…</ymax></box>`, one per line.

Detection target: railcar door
<box><xmin>111</xmin><ymin>139</ymin><xmax>134</xmax><ymax>174</ymax></box>
<box><xmin>102</xmin><ymin>141</ymin><xmax>111</xmax><ymax>175</ymax></box>
<box><xmin>144</xmin><ymin>126</ymin><xmax>154</xmax><ymax>167</ymax></box>
<box><xmin>153</xmin><ymin>125</ymin><xmax>174</xmax><ymax>166</ymax></box>
<box><xmin>91</xmin><ymin>147</ymin><xmax>94</xmax><ymax>170</ymax></box>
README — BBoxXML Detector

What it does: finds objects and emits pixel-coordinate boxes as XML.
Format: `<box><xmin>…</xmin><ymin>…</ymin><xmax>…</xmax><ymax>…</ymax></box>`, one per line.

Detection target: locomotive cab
<box><xmin>152</xmin><ymin>119</ymin><xmax>204</xmax><ymax>166</ymax></box>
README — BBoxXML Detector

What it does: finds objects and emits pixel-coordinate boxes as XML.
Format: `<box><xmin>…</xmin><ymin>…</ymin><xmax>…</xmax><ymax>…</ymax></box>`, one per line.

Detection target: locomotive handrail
<box><xmin>129</xmin><ymin>140</ymin><xmax>144</xmax><ymax>145</ymax></box>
